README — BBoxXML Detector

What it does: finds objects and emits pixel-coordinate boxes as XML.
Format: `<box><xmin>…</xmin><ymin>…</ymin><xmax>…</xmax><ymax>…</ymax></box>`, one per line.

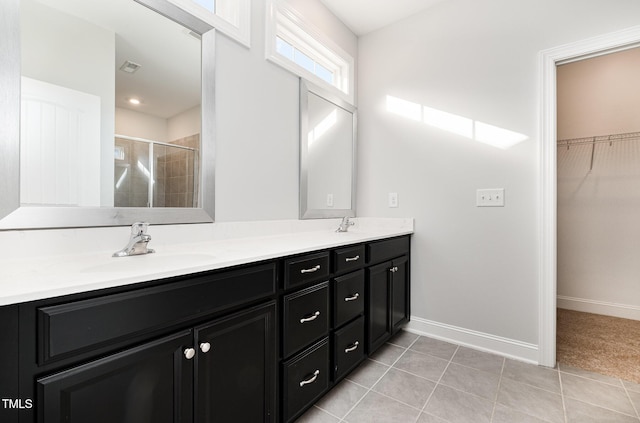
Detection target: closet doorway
<box><xmin>555</xmin><ymin>46</ymin><xmax>640</xmax><ymax>383</ymax></box>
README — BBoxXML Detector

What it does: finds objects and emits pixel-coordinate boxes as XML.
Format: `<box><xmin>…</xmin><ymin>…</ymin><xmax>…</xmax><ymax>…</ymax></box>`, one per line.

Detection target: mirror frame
<box><xmin>299</xmin><ymin>79</ymin><xmax>357</xmax><ymax>219</ymax></box>
<box><xmin>0</xmin><ymin>0</ymin><xmax>216</xmax><ymax>230</ymax></box>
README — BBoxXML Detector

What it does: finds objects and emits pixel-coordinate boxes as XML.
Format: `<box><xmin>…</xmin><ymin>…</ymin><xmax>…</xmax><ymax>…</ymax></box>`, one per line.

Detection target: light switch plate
<box><xmin>476</xmin><ymin>188</ymin><xmax>505</xmax><ymax>207</ymax></box>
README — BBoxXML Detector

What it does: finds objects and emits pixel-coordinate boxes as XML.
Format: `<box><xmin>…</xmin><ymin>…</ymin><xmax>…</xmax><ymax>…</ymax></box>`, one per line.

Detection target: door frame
<box><xmin>538</xmin><ymin>25</ymin><xmax>640</xmax><ymax>367</ymax></box>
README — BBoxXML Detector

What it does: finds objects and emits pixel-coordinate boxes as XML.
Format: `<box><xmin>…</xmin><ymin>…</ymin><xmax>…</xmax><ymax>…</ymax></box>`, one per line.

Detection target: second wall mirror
<box><xmin>299</xmin><ymin>79</ymin><xmax>356</xmax><ymax>219</ymax></box>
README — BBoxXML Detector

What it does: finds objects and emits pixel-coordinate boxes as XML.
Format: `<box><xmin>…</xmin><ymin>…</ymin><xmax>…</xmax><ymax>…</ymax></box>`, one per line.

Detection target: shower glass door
<box><xmin>114</xmin><ymin>135</ymin><xmax>199</xmax><ymax>208</ymax></box>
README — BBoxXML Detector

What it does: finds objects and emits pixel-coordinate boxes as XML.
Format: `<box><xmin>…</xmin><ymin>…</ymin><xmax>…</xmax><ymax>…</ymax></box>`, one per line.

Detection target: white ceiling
<box><xmin>319</xmin><ymin>0</ymin><xmax>448</xmax><ymax>36</ymax></box>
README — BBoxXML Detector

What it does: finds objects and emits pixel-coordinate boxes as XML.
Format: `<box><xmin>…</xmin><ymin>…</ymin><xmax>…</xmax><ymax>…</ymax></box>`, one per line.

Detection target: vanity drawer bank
<box><xmin>0</xmin><ymin>233</ymin><xmax>411</xmax><ymax>423</ymax></box>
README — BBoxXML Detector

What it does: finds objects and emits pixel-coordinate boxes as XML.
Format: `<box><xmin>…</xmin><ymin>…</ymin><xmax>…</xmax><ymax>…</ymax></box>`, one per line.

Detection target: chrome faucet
<box><xmin>336</xmin><ymin>216</ymin><xmax>355</xmax><ymax>233</ymax></box>
<box><xmin>113</xmin><ymin>222</ymin><xmax>155</xmax><ymax>257</ymax></box>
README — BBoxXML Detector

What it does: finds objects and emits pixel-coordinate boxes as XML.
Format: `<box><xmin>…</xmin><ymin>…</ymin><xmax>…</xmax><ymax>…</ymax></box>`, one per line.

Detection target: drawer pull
<box><xmin>300</xmin><ymin>311</ymin><xmax>321</xmax><ymax>323</ymax></box>
<box><xmin>299</xmin><ymin>370</ymin><xmax>320</xmax><ymax>387</ymax></box>
<box><xmin>344</xmin><ymin>293</ymin><xmax>360</xmax><ymax>302</ymax></box>
<box><xmin>184</xmin><ymin>348</ymin><xmax>196</xmax><ymax>360</ymax></box>
<box><xmin>345</xmin><ymin>255</ymin><xmax>360</xmax><ymax>262</ymax></box>
<box><xmin>300</xmin><ymin>265</ymin><xmax>321</xmax><ymax>274</ymax></box>
<box><xmin>200</xmin><ymin>342</ymin><xmax>211</xmax><ymax>353</ymax></box>
<box><xmin>344</xmin><ymin>341</ymin><xmax>359</xmax><ymax>353</ymax></box>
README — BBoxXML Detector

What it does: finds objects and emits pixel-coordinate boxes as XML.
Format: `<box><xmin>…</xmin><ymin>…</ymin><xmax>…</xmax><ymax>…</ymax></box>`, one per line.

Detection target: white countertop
<box><xmin>0</xmin><ymin>218</ymin><xmax>413</xmax><ymax>305</ymax></box>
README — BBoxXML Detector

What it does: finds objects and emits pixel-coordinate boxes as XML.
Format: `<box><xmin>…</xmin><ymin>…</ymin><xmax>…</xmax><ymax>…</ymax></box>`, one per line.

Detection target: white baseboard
<box><xmin>557</xmin><ymin>296</ymin><xmax>640</xmax><ymax>321</ymax></box>
<box><xmin>405</xmin><ymin>316</ymin><xmax>540</xmax><ymax>365</ymax></box>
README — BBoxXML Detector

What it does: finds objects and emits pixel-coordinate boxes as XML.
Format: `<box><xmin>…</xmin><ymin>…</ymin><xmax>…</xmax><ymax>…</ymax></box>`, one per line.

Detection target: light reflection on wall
<box><xmin>115</xmin><ymin>167</ymin><xmax>128</xmax><ymax>190</ymax></box>
<box><xmin>308</xmin><ymin>109</ymin><xmax>337</xmax><ymax>148</ymax></box>
<box><xmin>386</xmin><ymin>95</ymin><xmax>528</xmax><ymax>149</ymax></box>
<box><xmin>137</xmin><ymin>160</ymin><xmax>154</xmax><ymax>184</ymax></box>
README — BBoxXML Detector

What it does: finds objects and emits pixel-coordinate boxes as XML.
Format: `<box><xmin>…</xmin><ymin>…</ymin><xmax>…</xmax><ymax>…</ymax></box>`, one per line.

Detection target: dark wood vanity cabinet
<box><xmin>279</xmin><ymin>237</ymin><xmax>411</xmax><ymax>422</ymax></box>
<box><xmin>366</xmin><ymin>237</ymin><xmax>411</xmax><ymax>353</ymax></box>
<box><xmin>13</xmin><ymin>263</ymin><xmax>278</xmax><ymax>423</ymax></box>
<box><xmin>36</xmin><ymin>301</ymin><xmax>276</xmax><ymax>423</ymax></box>
<box><xmin>280</xmin><ymin>252</ymin><xmax>331</xmax><ymax>423</ymax></box>
<box><xmin>3</xmin><ymin>235</ymin><xmax>410</xmax><ymax>423</ymax></box>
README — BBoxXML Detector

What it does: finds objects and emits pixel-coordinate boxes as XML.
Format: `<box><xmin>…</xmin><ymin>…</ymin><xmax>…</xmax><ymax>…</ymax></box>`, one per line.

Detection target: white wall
<box><xmin>214</xmin><ymin>0</ymin><xmax>357</xmax><ymax>221</ymax></box>
<box><xmin>116</xmin><ymin>105</ymin><xmax>201</xmax><ymax>143</ymax></box>
<box><xmin>168</xmin><ymin>105</ymin><xmax>201</xmax><ymax>142</ymax></box>
<box><xmin>557</xmin><ymin>48</ymin><xmax>640</xmax><ymax>320</ymax></box>
<box><xmin>115</xmin><ymin>107</ymin><xmax>168</xmax><ymax>142</ymax></box>
<box><xmin>557</xmin><ymin>47</ymin><xmax>640</xmax><ymax>139</ymax></box>
<box><xmin>357</xmin><ymin>0</ymin><xmax>640</xmax><ymax>355</ymax></box>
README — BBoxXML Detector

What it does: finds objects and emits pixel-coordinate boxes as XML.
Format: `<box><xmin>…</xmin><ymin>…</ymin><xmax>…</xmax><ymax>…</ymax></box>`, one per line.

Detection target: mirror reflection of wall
<box><xmin>20</xmin><ymin>0</ymin><xmax>201</xmax><ymax>209</ymax></box>
<box><xmin>306</xmin><ymin>92</ymin><xmax>353</xmax><ymax>210</ymax></box>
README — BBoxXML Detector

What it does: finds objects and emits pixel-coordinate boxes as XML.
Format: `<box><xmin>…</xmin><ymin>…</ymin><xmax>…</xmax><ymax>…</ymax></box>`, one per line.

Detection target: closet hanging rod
<box><xmin>557</xmin><ymin>130</ymin><xmax>640</xmax><ymax>148</ymax></box>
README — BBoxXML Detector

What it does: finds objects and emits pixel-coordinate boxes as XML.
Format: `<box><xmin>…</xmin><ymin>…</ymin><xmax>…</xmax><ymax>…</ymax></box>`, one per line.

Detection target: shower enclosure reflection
<box><xmin>114</xmin><ymin>135</ymin><xmax>199</xmax><ymax>208</ymax></box>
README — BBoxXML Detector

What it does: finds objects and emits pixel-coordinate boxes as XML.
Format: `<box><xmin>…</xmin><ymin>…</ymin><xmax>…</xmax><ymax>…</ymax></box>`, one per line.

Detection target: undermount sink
<box><xmin>80</xmin><ymin>253</ymin><xmax>216</xmax><ymax>274</ymax></box>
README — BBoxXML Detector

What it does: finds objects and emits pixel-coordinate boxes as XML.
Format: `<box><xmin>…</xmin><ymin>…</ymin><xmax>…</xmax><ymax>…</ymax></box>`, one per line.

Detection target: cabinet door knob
<box><xmin>299</xmin><ymin>370</ymin><xmax>320</xmax><ymax>387</ymax></box>
<box><xmin>344</xmin><ymin>293</ymin><xmax>360</xmax><ymax>302</ymax></box>
<box><xmin>344</xmin><ymin>341</ymin><xmax>359</xmax><ymax>353</ymax></box>
<box><xmin>300</xmin><ymin>311</ymin><xmax>320</xmax><ymax>323</ymax></box>
<box><xmin>184</xmin><ymin>348</ymin><xmax>196</xmax><ymax>360</ymax></box>
<box><xmin>200</xmin><ymin>342</ymin><xmax>211</xmax><ymax>353</ymax></box>
<box><xmin>389</xmin><ymin>266</ymin><xmax>398</xmax><ymax>273</ymax></box>
<box><xmin>345</xmin><ymin>255</ymin><xmax>360</xmax><ymax>262</ymax></box>
<box><xmin>300</xmin><ymin>265</ymin><xmax>321</xmax><ymax>274</ymax></box>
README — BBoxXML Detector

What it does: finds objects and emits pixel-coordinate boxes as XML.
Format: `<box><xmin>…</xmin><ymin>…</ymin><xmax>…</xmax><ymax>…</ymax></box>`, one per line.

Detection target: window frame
<box><xmin>166</xmin><ymin>0</ymin><xmax>251</xmax><ymax>47</ymax></box>
<box><xmin>265</xmin><ymin>0</ymin><xmax>355</xmax><ymax>104</ymax></box>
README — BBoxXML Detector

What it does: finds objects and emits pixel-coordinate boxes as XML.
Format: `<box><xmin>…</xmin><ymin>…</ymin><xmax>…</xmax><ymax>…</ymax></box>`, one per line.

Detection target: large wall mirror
<box><xmin>0</xmin><ymin>0</ymin><xmax>215</xmax><ymax>229</ymax></box>
<box><xmin>299</xmin><ymin>80</ymin><xmax>356</xmax><ymax>219</ymax></box>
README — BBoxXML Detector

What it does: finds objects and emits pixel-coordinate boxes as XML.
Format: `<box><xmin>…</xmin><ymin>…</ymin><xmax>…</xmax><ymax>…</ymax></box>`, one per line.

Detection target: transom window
<box><xmin>276</xmin><ymin>37</ymin><xmax>335</xmax><ymax>85</ymax></box>
<box><xmin>266</xmin><ymin>0</ymin><xmax>354</xmax><ymax>103</ymax></box>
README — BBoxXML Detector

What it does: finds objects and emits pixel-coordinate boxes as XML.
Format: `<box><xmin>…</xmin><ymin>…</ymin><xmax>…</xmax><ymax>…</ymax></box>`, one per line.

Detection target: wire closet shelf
<box><xmin>557</xmin><ymin>130</ymin><xmax>640</xmax><ymax>148</ymax></box>
<box><xmin>557</xmin><ymin>130</ymin><xmax>640</xmax><ymax>172</ymax></box>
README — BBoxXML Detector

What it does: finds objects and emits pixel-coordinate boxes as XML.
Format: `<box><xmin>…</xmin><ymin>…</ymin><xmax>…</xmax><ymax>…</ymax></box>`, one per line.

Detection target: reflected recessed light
<box><xmin>129</xmin><ymin>98</ymin><xmax>141</xmax><ymax>105</ymax></box>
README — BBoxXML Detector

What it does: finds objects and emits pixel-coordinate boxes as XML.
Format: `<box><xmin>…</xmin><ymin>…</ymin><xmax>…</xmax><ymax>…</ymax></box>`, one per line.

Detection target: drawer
<box><xmin>284</xmin><ymin>252</ymin><xmax>329</xmax><ymax>289</ymax></box>
<box><xmin>367</xmin><ymin>236</ymin><xmax>410</xmax><ymax>264</ymax></box>
<box><xmin>282</xmin><ymin>338</ymin><xmax>329</xmax><ymax>422</ymax></box>
<box><xmin>333</xmin><ymin>244</ymin><xmax>365</xmax><ymax>275</ymax></box>
<box><xmin>333</xmin><ymin>270</ymin><xmax>365</xmax><ymax>328</ymax></box>
<box><xmin>283</xmin><ymin>282</ymin><xmax>329</xmax><ymax>357</ymax></box>
<box><xmin>38</xmin><ymin>263</ymin><xmax>276</xmax><ymax>364</ymax></box>
<box><xmin>333</xmin><ymin>316</ymin><xmax>365</xmax><ymax>381</ymax></box>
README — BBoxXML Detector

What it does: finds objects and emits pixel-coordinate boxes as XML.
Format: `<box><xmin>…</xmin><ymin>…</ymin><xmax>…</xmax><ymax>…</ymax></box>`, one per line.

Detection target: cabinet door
<box><xmin>37</xmin><ymin>330</ymin><xmax>193</xmax><ymax>423</ymax></box>
<box><xmin>366</xmin><ymin>261</ymin><xmax>392</xmax><ymax>354</ymax></box>
<box><xmin>194</xmin><ymin>301</ymin><xmax>276</xmax><ymax>423</ymax></box>
<box><xmin>391</xmin><ymin>256</ymin><xmax>409</xmax><ymax>332</ymax></box>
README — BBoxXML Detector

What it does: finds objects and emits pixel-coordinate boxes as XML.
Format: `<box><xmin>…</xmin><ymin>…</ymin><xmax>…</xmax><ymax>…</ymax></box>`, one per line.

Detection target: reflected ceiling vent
<box><xmin>119</xmin><ymin>60</ymin><xmax>142</xmax><ymax>74</ymax></box>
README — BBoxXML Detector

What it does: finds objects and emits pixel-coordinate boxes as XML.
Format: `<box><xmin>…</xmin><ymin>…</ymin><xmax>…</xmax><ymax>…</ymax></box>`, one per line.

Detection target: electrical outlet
<box><xmin>476</xmin><ymin>188</ymin><xmax>505</xmax><ymax>207</ymax></box>
<box><xmin>388</xmin><ymin>192</ymin><xmax>398</xmax><ymax>208</ymax></box>
<box><xmin>326</xmin><ymin>193</ymin><xmax>334</xmax><ymax>207</ymax></box>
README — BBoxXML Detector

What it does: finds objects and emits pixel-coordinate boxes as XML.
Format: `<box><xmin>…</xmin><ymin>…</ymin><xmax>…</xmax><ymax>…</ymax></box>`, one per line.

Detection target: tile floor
<box><xmin>295</xmin><ymin>330</ymin><xmax>640</xmax><ymax>423</ymax></box>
